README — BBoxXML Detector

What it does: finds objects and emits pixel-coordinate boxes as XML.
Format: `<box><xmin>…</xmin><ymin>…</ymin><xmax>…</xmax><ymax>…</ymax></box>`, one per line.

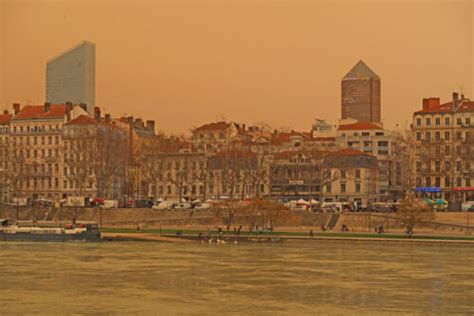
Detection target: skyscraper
<box><xmin>46</xmin><ymin>41</ymin><xmax>95</xmax><ymax>114</ymax></box>
<box><xmin>341</xmin><ymin>60</ymin><xmax>381</xmax><ymax>123</ymax></box>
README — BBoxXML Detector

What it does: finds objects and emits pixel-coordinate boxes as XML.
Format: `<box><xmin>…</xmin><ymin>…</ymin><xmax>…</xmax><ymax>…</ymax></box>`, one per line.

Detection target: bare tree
<box><xmin>397</xmin><ymin>192</ymin><xmax>435</xmax><ymax>231</ymax></box>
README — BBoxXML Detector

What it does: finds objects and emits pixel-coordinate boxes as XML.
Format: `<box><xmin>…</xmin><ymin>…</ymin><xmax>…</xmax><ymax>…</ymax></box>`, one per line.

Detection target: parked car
<box><xmin>100</xmin><ymin>200</ymin><xmax>119</xmax><ymax>209</ymax></box>
<box><xmin>152</xmin><ymin>201</ymin><xmax>176</xmax><ymax>210</ymax></box>
<box><xmin>173</xmin><ymin>202</ymin><xmax>192</xmax><ymax>210</ymax></box>
<box><xmin>194</xmin><ymin>203</ymin><xmax>211</xmax><ymax>210</ymax></box>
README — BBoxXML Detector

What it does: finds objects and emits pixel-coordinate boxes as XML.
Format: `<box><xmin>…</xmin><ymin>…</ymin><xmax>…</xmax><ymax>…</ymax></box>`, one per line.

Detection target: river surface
<box><xmin>1</xmin><ymin>240</ymin><xmax>473</xmax><ymax>315</ymax></box>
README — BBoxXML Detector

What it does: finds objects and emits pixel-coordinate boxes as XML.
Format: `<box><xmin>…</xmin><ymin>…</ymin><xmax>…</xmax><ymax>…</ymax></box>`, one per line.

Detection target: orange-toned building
<box><xmin>0</xmin><ymin>111</ymin><xmax>12</xmax><ymax>203</ymax></box>
<box><xmin>411</xmin><ymin>93</ymin><xmax>474</xmax><ymax>205</ymax></box>
<box><xmin>7</xmin><ymin>102</ymin><xmax>88</xmax><ymax>202</ymax></box>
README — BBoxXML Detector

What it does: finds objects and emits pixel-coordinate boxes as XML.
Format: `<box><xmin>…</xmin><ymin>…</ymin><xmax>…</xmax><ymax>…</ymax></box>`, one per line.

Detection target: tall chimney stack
<box><xmin>146</xmin><ymin>120</ymin><xmax>155</xmax><ymax>133</ymax></box>
<box><xmin>94</xmin><ymin>107</ymin><xmax>101</xmax><ymax>121</ymax></box>
<box><xmin>66</xmin><ymin>102</ymin><xmax>73</xmax><ymax>121</ymax></box>
<box><xmin>44</xmin><ymin>102</ymin><xmax>51</xmax><ymax>112</ymax></box>
<box><xmin>453</xmin><ymin>92</ymin><xmax>459</xmax><ymax>108</ymax></box>
<box><xmin>13</xmin><ymin>103</ymin><xmax>20</xmax><ymax>115</ymax></box>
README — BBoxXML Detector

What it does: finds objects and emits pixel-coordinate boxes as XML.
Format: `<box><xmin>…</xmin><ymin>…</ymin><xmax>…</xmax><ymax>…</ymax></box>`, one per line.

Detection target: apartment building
<box><xmin>321</xmin><ymin>149</ymin><xmax>379</xmax><ymax>206</ymax></box>
<box><xmin>8</xmin><ymin>102</ymin><xmax>88</xmax><ymax>202</ymax></box>
<box><xmin>0</xmin><ymin>111</ymin><xmax>12</xmax><ymax>203</ymax></box>
<box><xmin>336</xmin><ymin>121</ymin><xmax>408</xmax><ymax>201</ymax></box>
<box><xmin>269</xmin><ymin>150</ymin><xmax>324</xmax><ymax>200</ymax></box>
<box><xmin>411</xmin><ymin>93</ymin><xmax>474</xmax><ymax>202</ymax></box>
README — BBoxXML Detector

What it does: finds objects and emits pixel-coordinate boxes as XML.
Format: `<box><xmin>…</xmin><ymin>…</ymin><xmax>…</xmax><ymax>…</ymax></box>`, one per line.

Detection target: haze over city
<box><xmin>1</xmin><ymin>0</ymin><xmax>473</xmax><ymax>134</ymax></box>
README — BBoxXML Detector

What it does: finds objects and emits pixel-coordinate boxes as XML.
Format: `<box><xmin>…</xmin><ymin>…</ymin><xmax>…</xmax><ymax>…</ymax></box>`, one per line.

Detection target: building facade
<box><xmin>322</xmin><ymin>149</ymin><xmax>379</xmax><ymax>206</ymax></box>
<box><xmin>46</xmin><ymin>41</ymin><xmax>96</xmax><ymax>115</ymax></box>
<box><xmin>0</xmin><ymin>111</ymin><xmax>12</xmax><ymax>203</ymax></box>
<box><xmin>8</xmin><ymin>103</ymin><xmax>88</xmax><ymax>202</ymax></box>
<box><xmin>341</xmin><ymin>60</ymin><xmax>381</xmax><ymax>123</ymax></box>
<box><xmin>336</xmin><ymin>121</ymin><xmax>408</xmax><ymax>201</ymax></box>
<box><xmin>411</xmin><ymin>93</ymin><xmax>474</xmax><ymax>203</ymax></box>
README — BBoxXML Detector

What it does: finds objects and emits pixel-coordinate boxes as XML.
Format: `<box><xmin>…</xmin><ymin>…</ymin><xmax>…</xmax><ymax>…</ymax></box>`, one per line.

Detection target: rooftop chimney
<box><xmin>146</xmin><ymin>120</ymin><xmax>155</xmax><ymax>133</ymax></box>
<box><xmin>453</xmin><ymin>92</ymin><xmax>459</xmax><ymax>107</ymax></box>
<box><xmin>126</xmin><ymin>116</ymin><xmax>134</xmax><ymax>124</ymax></box>
<box><xmin>13</xmin><ymin>103</ymin><xmax>20</xmax><ymax>115</ymax></box>
<box><xmin>3</xmin><ymin>110</ymin><xmax>8</xmax><ymax>115</ymax></box>
<box><xmin>94</xmin><ymin>107</ymin><xmax>101</xmax><ymax>121</ymax></box>
<box><xmin>422</xmin><ymin>98</ymin><xmax>440</xmax><ymax>110</ymax></box>
<box><xmin>135</xmin><ymin>118</ymin><xmax>143</xmax><ymax>128</ymax></box>
<box><xmin>44</xmin><ymin>102</ymin><xmax>51</xmax><ymax>112</ymax></box>
<box><xmin>65</xmin><ymin>102</ymin><xmax>73</xmax><ymax>122</ymax></box>
<box><xmin>104</xmin><ymin>113</ymin><xmax>111</xmax><ymax>122</ymax></box>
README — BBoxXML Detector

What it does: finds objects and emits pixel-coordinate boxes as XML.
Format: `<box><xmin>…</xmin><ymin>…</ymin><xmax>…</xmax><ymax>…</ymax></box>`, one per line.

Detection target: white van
<box><xmin>100</xmin><ymin>200</ymin><xmax>119</xmax><ymax>209</ymax></box>
<box><xmin>321</xmin><ymin>202</ymin><xmax>350</xmax><ymax>213</ymax></box>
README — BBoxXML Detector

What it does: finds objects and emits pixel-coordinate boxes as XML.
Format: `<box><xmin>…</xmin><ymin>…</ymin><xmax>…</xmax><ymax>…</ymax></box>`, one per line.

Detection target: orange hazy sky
<box><xmin>0</xmin><ymin>0</ymin><xmax>473</xmax><ymax>134</ymax></box>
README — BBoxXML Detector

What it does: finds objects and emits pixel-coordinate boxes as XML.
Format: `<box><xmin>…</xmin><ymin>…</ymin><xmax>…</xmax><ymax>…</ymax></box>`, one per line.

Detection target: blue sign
<box><xmin>416</xmin><ymin>187</ymin><xmax>441</xmax><ymax>193</ymax></box>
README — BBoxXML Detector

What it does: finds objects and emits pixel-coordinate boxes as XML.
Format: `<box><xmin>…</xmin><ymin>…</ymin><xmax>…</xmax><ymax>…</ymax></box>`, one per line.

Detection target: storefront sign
<box><xmin>416</xmin><ymin>187</ymin><xmax>441</xmax><ymax>193</ymax></box>
<box><xmin>454</xmin><ymin>187</ymin><xmax>474</xmax><ymax>192</ymax></box>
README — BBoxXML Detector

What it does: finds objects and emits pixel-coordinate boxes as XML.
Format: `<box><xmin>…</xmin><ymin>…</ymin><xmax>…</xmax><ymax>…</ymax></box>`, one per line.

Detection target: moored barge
<box><xmin>0</xmin><ymin>219</ymin><xmax>101</xmax><ymax>242</ymax></box>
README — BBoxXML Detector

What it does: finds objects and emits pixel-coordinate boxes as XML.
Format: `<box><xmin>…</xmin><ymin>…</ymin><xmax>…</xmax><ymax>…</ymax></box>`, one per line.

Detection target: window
<box><xmin>445</xmin><ymin>145</ymin><xmax>450</xmax><ymax>156</ymax></box>
<box><xmin>435</xmin><ymin>161</ymin><xmax>440</xmax><ymax>172</ymax></box>
<box><xmin>445</xmin><ymin>117</ymin><xmax>450</xmax><ymax>125</ymax></box>
<box><xmin>445</xmin><ymin>161</ymin><xmax>451</xmax><ymax>171</ymax></box>
<box><xmin>445</xmin><ymin>177</ymin><xmax>450</xmax><ymax>187</ymax></box>
<box><xmin>456</xmin><ymin>132</ymin><xmax>462</xmax><ymax>140</ymax></box>
<box><xmin>426</xmin><ymin>118</ymin><xmax>431</xmax><ymax>126</ymax></box>
<box><xmin>425</xmin><ymin>132</ymin><xmax>430</xmax><ymax>142</ymax></box>
<box><xmin>355</xmin><ymin>183</ymin><xmax>361</xmax><ymax>193</ymax></box>
<box><xmin>416</xmin><ymin>161</ymin><xmax>422</xmax><ymax>171</ymax></box>
<box><xmin>416</xmin><ymin>132</ymin><xmax>422</xmax><ymax>141</ymax></box>
<box><xmin>340</xmin><ymin>183</ymin><xmax>346</xmax><ymax>193</ymax></box>
<box><xmin>435</xmin><ymin>177</ymin><xmax>441</xmax><ymax>187</ymax></box>
<box><xmin>457</xmin><ymin>118</ymin><xmax>462</xmax><ymax>125</ymax></box>
<box><xmin>467</xmin><ymin>178</ymin><xmax>471</xmax><ymax>187</ymax></box>
<box><xmin>444</xmin><ymin>131</ymin><xmax>450</xmax><ymax>141</ymax></box>
<box><xmin>435</xmin><ymin>117</ymin><xmax>440</xmax><ymax>126</ymax></box>
<box><xmin>466</xmin><ymin>117</ymin><xmax>471</xmax><ymax>126</ymax></box>
<box><xmin>326</xmin><ymin>184</ymin><xmax>332</xmax><ymax>193</ymax></box>
<box><xmin>341</xmin><ymin>170</ymin><xmax>346</xmax><ymax>179</ymax></box>
<box><xmin>355</xmin><ymin>169</ymin><xmax>361</xmax><ymax>178</ymax></box>
<box><xmin>416</xmin><ymin>118</ymin><xmax>422</xmax><ymax>126</ymax></box>
<box><xmin>456</xmin><ymin>161</ymin><xmax>462</xmax><ymax>172</ymax></box>
<box><xmin>435</xmin><ymin>132</ymin><xmax>440</xmax><ymax>141</ymax></box>
<box><xmin>426</xmin><ymin>177</ymin><xmax>431</xmax><ymax>187</ymax></box>
<box><xmin>456</xmin><ymin>177</ymin><xmax>462</xmax><ymax>187</ymax></box>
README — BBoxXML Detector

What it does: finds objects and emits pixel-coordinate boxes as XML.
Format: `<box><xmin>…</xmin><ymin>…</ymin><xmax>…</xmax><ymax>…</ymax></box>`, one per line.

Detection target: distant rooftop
<box><xmin>343</xmin><ymin>60</ymin><xmax>379</xmax><ymax>80</ymax></box>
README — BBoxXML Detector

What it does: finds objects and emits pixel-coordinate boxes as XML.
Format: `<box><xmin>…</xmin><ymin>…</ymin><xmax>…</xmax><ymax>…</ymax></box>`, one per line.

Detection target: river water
<box><xmin>1</xmin><ymin>240</ymin><xmax>473</xmax><ymax>315</ymax></box>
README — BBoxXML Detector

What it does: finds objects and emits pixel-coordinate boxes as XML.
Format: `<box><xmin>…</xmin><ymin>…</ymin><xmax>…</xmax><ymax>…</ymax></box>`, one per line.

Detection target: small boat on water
<box><xmin>0</xmin><ymin>219</ymin><xmax>101</xmax><ymax>242</ymax></box>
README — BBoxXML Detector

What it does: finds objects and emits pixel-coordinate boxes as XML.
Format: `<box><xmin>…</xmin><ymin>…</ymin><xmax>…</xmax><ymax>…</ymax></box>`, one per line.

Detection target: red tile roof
<box><xmin>0</xmin><ymin>113</ymin><xmax>12</xmax><ymax>125</ymax></box>
<box><xmin>14</xmin><ymin>104</ymin><xmax>67</xmax><ymax>120</ymax></box>
<box><xmin>338</xmin><ymin>122</ymin><xmax>382</xmax><ymax>131</ymax></box>
<box><xmin>271</xmin><ymin>131</ymin><xmax>311</xmax><ymax>145</ymax></box>
<box><xmin>414</xmin><ymin>100</ymin><xmax>474</xmax><ymax>114</ymax></box>
<box><xmin>66</xmin><ymin>115</ymin><xmax>97</xmax><ymax>125</ymax></box>
<box><xmin>194</xmin><ymin>121</ymin><xmax>233</xmax><ymax>132</ymax></box>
